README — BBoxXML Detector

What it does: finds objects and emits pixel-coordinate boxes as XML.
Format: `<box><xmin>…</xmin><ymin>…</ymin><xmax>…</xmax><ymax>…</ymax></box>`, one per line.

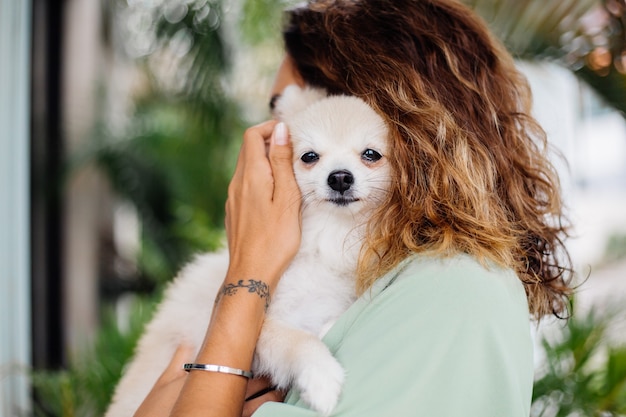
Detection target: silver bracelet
<box><xmin>183</xmin><ymin>363</ymin><xmax>254</xmax><ymax>379</ymax></box>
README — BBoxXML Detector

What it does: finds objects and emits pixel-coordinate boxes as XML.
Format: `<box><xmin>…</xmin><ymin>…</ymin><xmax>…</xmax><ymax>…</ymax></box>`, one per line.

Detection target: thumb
<box><xmin>268</xmin><ymin>122</ymin><xmax>299</xmax><ymax>202</ymax></box>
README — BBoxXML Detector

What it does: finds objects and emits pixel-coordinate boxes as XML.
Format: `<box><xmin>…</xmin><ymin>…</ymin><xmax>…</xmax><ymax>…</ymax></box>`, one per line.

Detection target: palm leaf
<box><xmin>464</xmin><ymin>0</ymin><xmax>626</xmax><ymax>116</ymax></box>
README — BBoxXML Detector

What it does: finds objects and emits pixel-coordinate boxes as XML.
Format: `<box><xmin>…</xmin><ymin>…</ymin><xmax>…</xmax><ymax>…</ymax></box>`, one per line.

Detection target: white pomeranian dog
<box><xmin>105</xmin><ymin>85</ymin><xmax>391</xmax><ymax>416</ymax></box>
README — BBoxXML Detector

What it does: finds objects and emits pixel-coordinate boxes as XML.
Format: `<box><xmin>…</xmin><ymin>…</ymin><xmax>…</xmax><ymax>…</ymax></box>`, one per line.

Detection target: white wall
<box><xmin>0</xmin><ymin>0</ymin><xmax>32</xmax><ymax>414</ymax></box>
<box><xmin>519</xmin><ymin>61</ymin><xmax>626</xmax><ymax>270</ymax></box>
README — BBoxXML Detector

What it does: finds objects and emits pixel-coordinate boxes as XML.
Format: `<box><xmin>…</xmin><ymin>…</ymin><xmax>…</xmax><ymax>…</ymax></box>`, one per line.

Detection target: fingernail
<box><xmin>273</xmin><ymin>122</ymin><xmax>288</xmax><ymax>146</ymax></box>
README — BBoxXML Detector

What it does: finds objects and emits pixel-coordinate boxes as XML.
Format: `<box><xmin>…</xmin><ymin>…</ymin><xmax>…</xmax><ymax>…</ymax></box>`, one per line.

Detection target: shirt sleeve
<box><xmin>254</xmin><ymin>255</ymin><xmax>534</xmax><ymax>417</ymax></box>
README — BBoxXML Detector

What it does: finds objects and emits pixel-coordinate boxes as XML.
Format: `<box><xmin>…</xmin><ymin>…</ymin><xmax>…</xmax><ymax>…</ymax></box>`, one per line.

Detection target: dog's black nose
<box><xmin>327</xmin><ymin>170</ymin><xmax>354</xmax><ymax>194</ymax></box>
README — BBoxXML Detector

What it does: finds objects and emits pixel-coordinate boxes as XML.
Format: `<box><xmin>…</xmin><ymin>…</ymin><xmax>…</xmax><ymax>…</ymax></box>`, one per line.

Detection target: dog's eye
<box><xmin>362</xmin><ymin>149</ymin><xmax>383</xmax><ymax>162</ymax></box>
<box><xmin>301</xmin><ymin>151</ymin><xmax>320</xmax><ymax>164</ymax></box>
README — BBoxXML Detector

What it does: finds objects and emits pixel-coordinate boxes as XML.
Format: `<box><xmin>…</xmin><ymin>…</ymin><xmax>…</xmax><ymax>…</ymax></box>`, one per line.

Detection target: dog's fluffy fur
<box><xmin>105</xmin><ymin>85</ymin><xmax>390</xmax><ymax>416</ymax></box>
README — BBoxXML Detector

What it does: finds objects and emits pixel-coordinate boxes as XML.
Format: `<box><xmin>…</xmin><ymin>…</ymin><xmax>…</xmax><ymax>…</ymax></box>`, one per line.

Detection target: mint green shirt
<box><xmin>254</xmin><ymin>254</ymin><xmax>533</xmax><ymax>416</ymax></box>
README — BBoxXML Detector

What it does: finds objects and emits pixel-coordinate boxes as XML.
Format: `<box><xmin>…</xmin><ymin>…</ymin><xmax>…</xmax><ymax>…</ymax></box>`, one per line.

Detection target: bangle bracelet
<box><xmin>183</xmin><ymin>363</ymin><xmax>254</xmax><ymax>379</ymax></box>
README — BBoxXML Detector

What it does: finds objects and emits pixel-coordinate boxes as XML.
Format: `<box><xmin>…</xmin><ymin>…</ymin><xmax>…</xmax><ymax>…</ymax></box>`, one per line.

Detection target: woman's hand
<box><xmin>225</xmin><ymin>120</ymin><xmax>302</xmax><ymax>285</ymax></box>
<box><xmin>168</xmin><ymin>121</ymin><xmax>300</xmax><ymax>417</ymax></box>
<box><xmin>242</xmin><ymin>377</ymin><xmax>287</xmax><ymax>417</ymax></box>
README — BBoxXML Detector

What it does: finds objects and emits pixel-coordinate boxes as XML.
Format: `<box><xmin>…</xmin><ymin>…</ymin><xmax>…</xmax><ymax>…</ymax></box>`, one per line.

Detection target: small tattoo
<box><xmin>217</xmin><ymin>279</ymin><xmax>271</xmax><ymax>311</ymax></box>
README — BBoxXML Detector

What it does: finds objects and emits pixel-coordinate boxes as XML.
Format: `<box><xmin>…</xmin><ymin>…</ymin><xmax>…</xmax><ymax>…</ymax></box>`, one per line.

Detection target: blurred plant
<box><xmin>464</xmin><ymin>0</ymin><xmax>626</xmax><ymax>115</ymax></box>
<box><xmin>90</xmin><ymin>96</ymin><xmax>238</xmax><ymax>286</ymax></box>
<box><xmin>86</xmin><ymin>0</ymin><xmax>246</xmax><ymax>288</ymax></box>
<box><xmin>532</xmin><ymin>303</ymin><xmax>626</xmax><ymax>416</ymax></box>
<box><xmin>31</xmin><ymin>296</ymin><xmax>156</xmax><ymax>417</ymax></box>
<box><xmin>239</xmin><ymin>0</ymin><xmax>285</xmax><ymax>46</ymax></box>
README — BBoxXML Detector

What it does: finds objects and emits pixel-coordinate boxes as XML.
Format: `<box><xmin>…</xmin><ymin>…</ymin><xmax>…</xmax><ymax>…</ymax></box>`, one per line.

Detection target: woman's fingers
<box><xmin>242</xmin><ymin>377</ymin><xmax>286</xmax><ymax>417</ymax></box>
<box><xmin>268</xmin><ymin>122</ymin><xmax>300</xmax><ymax>205</ymax></box>
<box><xmin>225</xmin><ymin>120</ymin><xmax>277</xmax><ymax>236</ymax></box>
<box><xmin>242</xmin><ymin>388</ymin><xmax>285</xmax><ymax>417</ymax></box>
<box><xmin>225</xmin><ymin>119</ymin><xmax>301</xmax><ymax>283</ymax></box>
<box><xmin>266</xmin><ymin>122</ymin><xmax>302</xmax><ymax>263</ymax></box>
<box><xmin>240</xmin><ymin>120</ymin><xmax>278</xmax><ymax>169</ymax></box>
<box><xmin>230</xmin><ymin>120</ymin><xmax>296</xmax><ymax>202</ymax></box>
<box><xmin>229</xmin><ymin>120</ymin><xmax>278</xmax><ymax>192</ymax></box>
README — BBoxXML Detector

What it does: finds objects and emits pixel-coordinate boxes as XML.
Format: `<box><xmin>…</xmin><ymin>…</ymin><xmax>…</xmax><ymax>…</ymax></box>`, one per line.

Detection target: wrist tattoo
<box><xmin>216</xmin><ymin>279</ymin><xmax>271</xmax><ymax>311</ymax></box>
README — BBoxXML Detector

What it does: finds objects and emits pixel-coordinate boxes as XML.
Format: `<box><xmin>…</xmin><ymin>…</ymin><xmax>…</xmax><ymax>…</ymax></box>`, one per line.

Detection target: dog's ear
<box><xmin>274</xmin><ymin>84</ymin><xmax>328</xmax><ymax>122</ymax></box>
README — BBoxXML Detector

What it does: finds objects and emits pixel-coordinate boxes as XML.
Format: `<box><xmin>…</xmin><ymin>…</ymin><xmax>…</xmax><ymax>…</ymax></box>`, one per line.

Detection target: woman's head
<box><xmin>282</xmin><ymin>0</ymin><xmax>572</xmax><ymax>319</ymax></box>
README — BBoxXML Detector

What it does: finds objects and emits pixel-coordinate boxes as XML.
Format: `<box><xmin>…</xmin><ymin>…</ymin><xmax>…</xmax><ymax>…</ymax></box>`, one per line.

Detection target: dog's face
<box><xmin>275</xmin><ymin>85</ymin><xmax>391</xmax><ymax>216</ymax></box>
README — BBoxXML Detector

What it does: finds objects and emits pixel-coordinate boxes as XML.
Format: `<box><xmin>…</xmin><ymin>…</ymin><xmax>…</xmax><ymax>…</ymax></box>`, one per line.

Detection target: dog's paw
<box><xmin>295</xmin><ymin>350</ymin><xmax>345</xmax><ymax>416</ymax></box>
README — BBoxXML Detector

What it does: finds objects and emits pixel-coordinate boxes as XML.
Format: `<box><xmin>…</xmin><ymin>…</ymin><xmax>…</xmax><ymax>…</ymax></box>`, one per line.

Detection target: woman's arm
<box><xmin>133</xmin><ymin>346</ymin><xmax>284</xmax><ymax>417</ymax></box>
<box><xmin>134</xmin><ymin>120</ymin><xmax>301</xmax><ymax>417</ymax></box>
<box><xmin>133</xmin><ymin>344</ymin><xmax>193</xmax><ymax>417</ymax></box>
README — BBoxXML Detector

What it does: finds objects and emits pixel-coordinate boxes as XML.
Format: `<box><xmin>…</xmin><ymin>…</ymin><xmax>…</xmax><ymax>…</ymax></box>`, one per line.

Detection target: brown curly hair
<box><xmin>284</xmin><ymin>0</ymin><xmax>573</xmax><ymax>319</ymax></box>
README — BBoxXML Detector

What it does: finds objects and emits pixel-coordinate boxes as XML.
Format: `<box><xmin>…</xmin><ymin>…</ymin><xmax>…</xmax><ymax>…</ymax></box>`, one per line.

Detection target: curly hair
<box><xmin>284</xmin><ymin>0</ymin><xmax>573</xmax><ymax>319</ymax></box>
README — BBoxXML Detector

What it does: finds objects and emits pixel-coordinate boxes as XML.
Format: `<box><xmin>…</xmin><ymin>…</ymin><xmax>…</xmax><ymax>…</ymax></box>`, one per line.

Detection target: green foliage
<box><xmin>532</xmin><ymin>305</ymin><xmax>626</xmax><ymax>416</ymax></box>
<box><xmin>31</xmin><ymin>296</ymin><xmax>157</xmax><ymax>417</ymax></box>
<box><xmin>153</xmin><ymin>1</ymin><xmax>229</xmax><ymax>107</ymax></box>
<box><xmin>239</xmin><ymin>0</ymin><xmax>285</xmax><ymax>46</ymax></box>
<box><xmin>90</xmin><ymin>97</ymin><xmax>236</xmax><ymax>283</ymax></box>
<box><xmin>81</xmin><ymin>0</ymin><xmax>243</xmax><ymax>285</ymax></box>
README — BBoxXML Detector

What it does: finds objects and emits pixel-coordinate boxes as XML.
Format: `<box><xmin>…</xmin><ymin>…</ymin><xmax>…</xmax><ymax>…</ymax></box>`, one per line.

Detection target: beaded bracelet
<box><xmin>183</xmin><ymin>363</ymin><xmax>254</xmax><ymax>379</ymax></box>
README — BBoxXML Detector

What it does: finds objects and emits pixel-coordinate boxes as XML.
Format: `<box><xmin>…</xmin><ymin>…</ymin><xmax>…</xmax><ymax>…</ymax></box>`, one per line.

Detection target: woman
<box><xmin>135</xmin><ymin>0</ymin><xmax>572</xmax><ymax>416</ymax></box>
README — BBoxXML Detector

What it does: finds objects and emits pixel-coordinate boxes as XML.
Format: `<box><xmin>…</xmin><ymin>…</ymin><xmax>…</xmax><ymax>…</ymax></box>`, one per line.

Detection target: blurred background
<box><xmin>1</xmin><ymin>0</ymin><xmax>626</xmax><ymax>415</ymax></box>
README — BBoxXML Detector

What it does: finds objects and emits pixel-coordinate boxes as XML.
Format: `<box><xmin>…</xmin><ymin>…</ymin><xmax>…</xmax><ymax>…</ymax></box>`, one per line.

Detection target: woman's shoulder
<box><xmin>395</xmin><ymin>252</ymin><xmax>523</xmax><ymax>290</ymax></box>
<box><xmin>375</xmin><ymin>253</ymin><xmax>529</xmax><ymax>320</ymax></box>
<box><xmin>325</xmin><ymin>252</ymin><xmax>533</xmax><ymax>359</ymax></box>
<box><xmin>324</xmin><ymin>252</ymin><xmax>532</xmax><ymax>355</ymax></box>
